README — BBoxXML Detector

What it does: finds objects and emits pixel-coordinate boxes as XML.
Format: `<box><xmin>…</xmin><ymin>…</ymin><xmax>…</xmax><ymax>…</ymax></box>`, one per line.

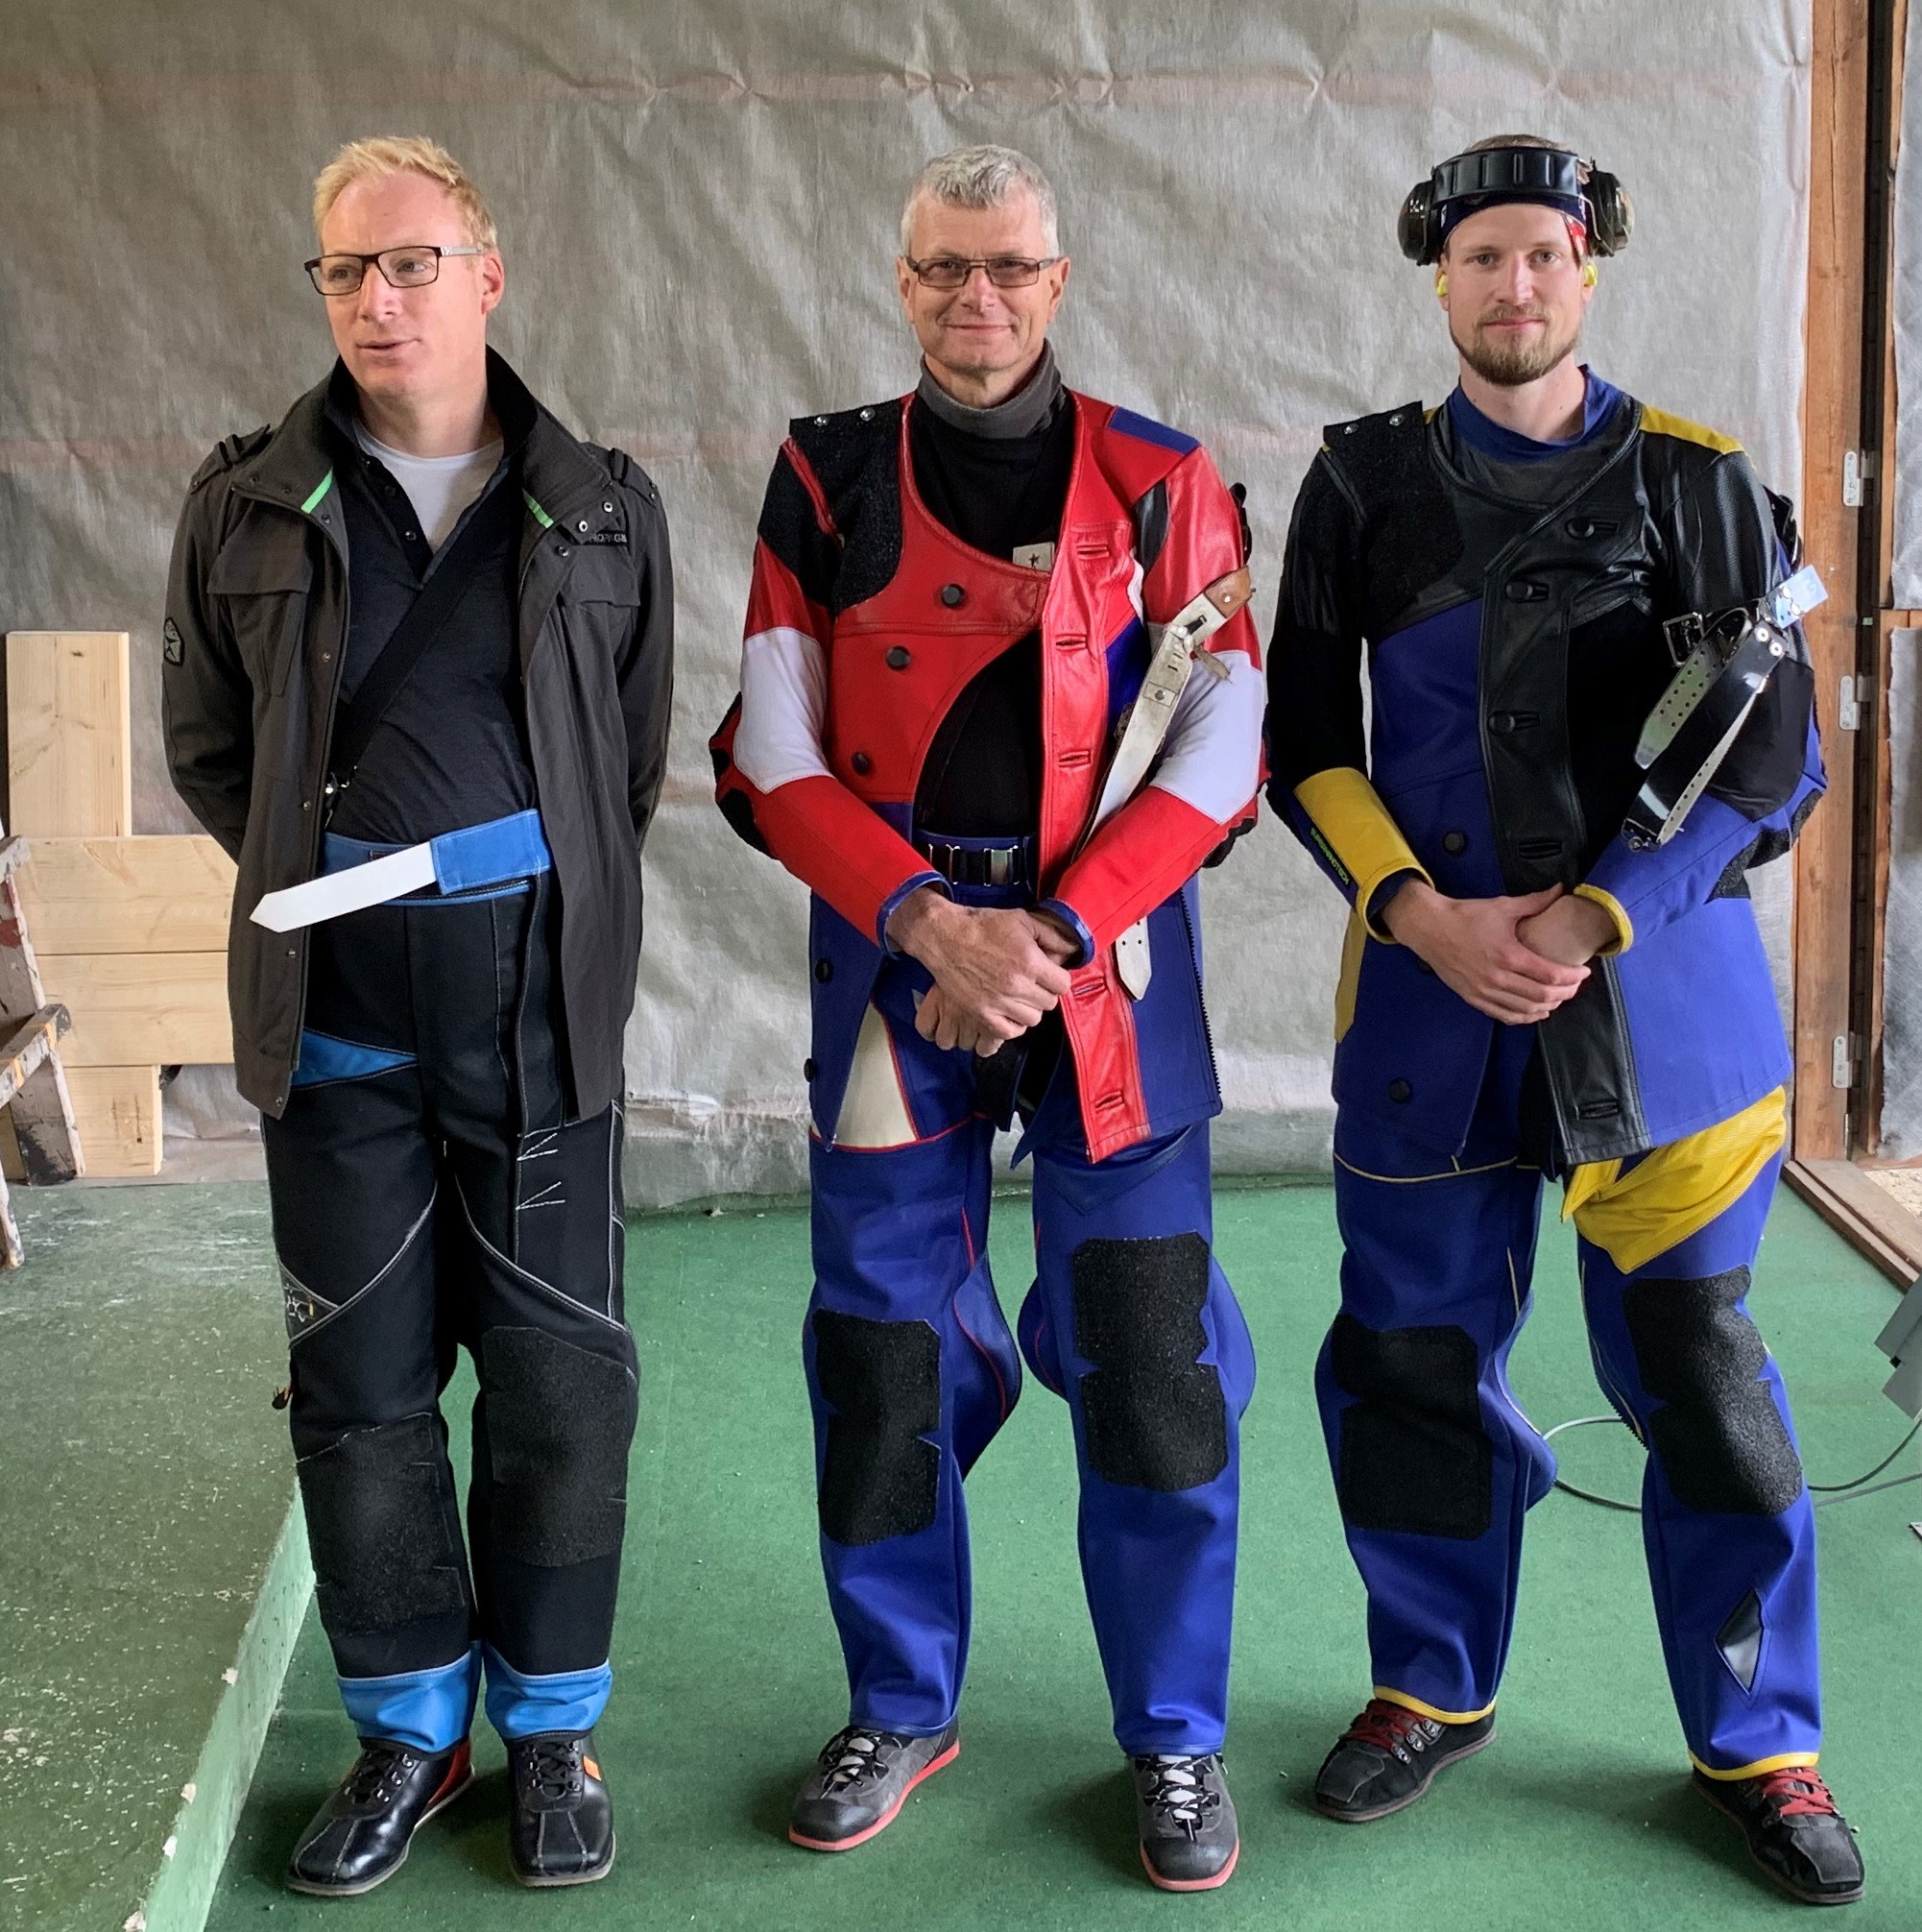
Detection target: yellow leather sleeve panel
<box><xmin>1636</xmin><ymin>404</ymin><xmax>1742</xmax><ymax>456</ymax></box>
<box><xmin>1293</xmin><ymin>766</ymin><xmax>1430</xmax><ymax>943</ymax></box>
<box><xmin>1563</xmin><ymin>1087</ymin><xmax>1788</xmax><ymax>1274</ymax></box>
<box><xmin>1572</xmin><ymin>883</ymin><xmax>1634</xmax><ymax>956</ymax></box>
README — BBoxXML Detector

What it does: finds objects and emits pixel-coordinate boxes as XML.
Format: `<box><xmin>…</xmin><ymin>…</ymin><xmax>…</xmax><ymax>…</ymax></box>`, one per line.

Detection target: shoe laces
<box><xmin>1135</xmin><ymin>1753</ymin><xmax>1220</xmax><ymax>1839</ymax></box>
<box><xmin>1755</xmin><ymin>1767</ymin><xmax>1840</xmax><ymax>1821</ymax></box>
<box><xmin>1344</xmin><ymin>1700</ymin><xmax>1435</xmax><ymax>1759</ymax></box>
<box><xmin>816</xmin><ymin>1727</ymin><xmax>902</xmax><ymax>1792</ymax></box>
<box><xmin>520</xmin><ymin>1735</ymin><xmax>586</xmax><ymax>1802</ymax></box>
<box><xmin>344</xmin><ymin>1740</ymin><xmax>417</xmax><ymax>1805</ymax></box>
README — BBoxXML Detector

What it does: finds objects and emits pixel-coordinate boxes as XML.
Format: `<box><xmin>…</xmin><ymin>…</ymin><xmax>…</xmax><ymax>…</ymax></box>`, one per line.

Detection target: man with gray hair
<box><xmin>714</xmin><ymin>144</ymin><xmax>1262</xmax><ymax>1890</ymax></box>
<box><xmin>165</xmin><ymin>135</ymin><xmax>672</xmax><ymax>1894</ymax></box>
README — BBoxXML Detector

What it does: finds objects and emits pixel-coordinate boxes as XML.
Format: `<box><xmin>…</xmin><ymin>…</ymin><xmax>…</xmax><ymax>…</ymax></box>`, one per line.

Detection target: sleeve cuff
<box><xmin>1361</xmin><ymin>866</ymin><xmax>1428</xmax><ymax>944</ymax></box>
<box><xmin>877</xmin><ymin>870</ymin><xmax>949</xmax><ymax>954</ymax></box>
<box><xmin>1035</xmin><ymin>898</ymin><xmax>1095</xmax><ymax>968</ymax></box>
<box><xmin>1572</xmin><ymin>883</ymin><xmax>1634</xmax><ymax>956</ymax></box>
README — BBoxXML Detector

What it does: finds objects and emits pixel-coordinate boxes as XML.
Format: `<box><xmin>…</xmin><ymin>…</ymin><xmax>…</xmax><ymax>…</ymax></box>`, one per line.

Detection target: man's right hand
<box><xmin>1381</xmin><ymin>880</ymin><xmax>1590</xmax><ymax>1026</ymax></box>
<box><xmin>886</xmin><ymin>886</ymin><xmax>1073</xmax><ymax>1052</ymax></box>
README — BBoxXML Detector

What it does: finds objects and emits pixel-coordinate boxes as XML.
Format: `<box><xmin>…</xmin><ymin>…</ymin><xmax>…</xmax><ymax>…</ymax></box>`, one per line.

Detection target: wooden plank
<box><xmin>1786</xmin><ymin>1156</ymin><xmax>1922</xmax><ymax>1284</ymax></box>
<box><xmin>0</xmin><ymin>1008</ymin><xmax>63</xmax><ymax>1116</ymax></box>
<box><xmin>1794</xmin><ymin>0</ymin><xmax>1873</xmax><ymax>1158</ymax></box>
<box><xmin>61</xmin><ymin>1065</ymin><xmax>160</xmax><ymax>1178</ymax></box>
<box><xmin>35</xmin><ymin>953</ymin><xmax>230</xmax><ymax>1067</ymax></box>
<box><xmin>16</xmin><ymin>835</ymin><xmax>236</xmax><ymax>956</ymax></box>
<box><xmin>3</xmin><ymin>631</ymin><xmax>131</xmax><ymax>837</ymax></box>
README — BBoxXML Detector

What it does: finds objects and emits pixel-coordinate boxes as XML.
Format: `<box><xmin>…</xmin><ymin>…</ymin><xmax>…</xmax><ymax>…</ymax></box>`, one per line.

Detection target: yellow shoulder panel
<box><xmin>1637</xmin><ymin>404</ymin><xmax>1742</xmax><ymax>456</ymax></box>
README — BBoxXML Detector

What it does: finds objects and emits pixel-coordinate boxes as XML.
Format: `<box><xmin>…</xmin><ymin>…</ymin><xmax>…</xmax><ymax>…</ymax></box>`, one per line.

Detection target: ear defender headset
<box><xmin>1398</xmin><ymin>145</ymin><xmax>1633</xmax><ymax>265</ymax></box>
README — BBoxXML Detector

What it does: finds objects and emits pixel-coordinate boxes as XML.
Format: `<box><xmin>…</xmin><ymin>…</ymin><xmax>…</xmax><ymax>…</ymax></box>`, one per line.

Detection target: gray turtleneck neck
<box><xmin>915</xmin><ymin>343</ymin><xmax>1063</xmax><ymax>442</ymax></box>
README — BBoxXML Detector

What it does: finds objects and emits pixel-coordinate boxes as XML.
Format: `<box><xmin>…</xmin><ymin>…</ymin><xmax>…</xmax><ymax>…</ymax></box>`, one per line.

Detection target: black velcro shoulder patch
<box><xmin>1621</xmin><ymin>1268</ymin><xmax>1804</xmax><ymax>1516</ymax></box>
<box><xmin>1070</xmin><ymin>1231</ymin><xmax>1228</xmax><ymax>1493</ymax></box>
<box><xmin>1329</xmin><ymin>1313</ymin><xmax>1492</xmax><ymax>1538</ymax></box>
<box><xmin>1319</xmin><ymin>403</ymin><xmax>1465</xmax><ymax>636</ymax></box>
<box><xmin>189</xmin><ymin>423</ymin><xmax>272</xmax><ymax>493</ymax></box>
<box><xmin>789</xmin><ymin>400</ymin><xmax>904</xmax><ymax>614</ymax></box>
<box><xmin>811</xmin><ymin>1309</ymin><xmax>941</xmax><ymax>1545</ymax></box>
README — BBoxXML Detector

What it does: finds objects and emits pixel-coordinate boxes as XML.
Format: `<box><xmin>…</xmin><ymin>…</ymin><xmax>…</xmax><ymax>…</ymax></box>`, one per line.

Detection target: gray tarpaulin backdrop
<box><xmin>0</xmin><ymin>3</ymin><xmax>1811</xmax><ymax>1205</ymax></box>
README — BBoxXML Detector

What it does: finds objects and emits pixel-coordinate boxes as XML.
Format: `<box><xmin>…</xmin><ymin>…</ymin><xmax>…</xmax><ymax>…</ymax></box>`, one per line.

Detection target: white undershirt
<box><xmin>353</xmin><ymin>422</ymin><xmax>504</xmax><ymax>551</ymax></box>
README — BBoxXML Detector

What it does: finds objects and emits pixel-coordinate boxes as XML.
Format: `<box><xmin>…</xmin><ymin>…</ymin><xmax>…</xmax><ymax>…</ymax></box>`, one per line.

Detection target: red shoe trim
<box><xmin>788</xmin><ymin>1739</ymin><xmax>960</xmax><ymax>1852</ymax></box>
<box><xmin>1140</xmin><ymin>1836</ymin><xmax>1239</xmax><ymax>1892</ymax></box>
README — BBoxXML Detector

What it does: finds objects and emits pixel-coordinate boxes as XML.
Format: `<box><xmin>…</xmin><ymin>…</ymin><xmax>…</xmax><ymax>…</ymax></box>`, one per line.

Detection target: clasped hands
<box><xmin>884</xmin><ymin>885</ymin><xmax>1081</xmax><ymax>1056</ymax></box>
<box><xmin>1380</xmin><ymin>879</ymin><xmax>1618</xmax><ymax>1026</ymax></box>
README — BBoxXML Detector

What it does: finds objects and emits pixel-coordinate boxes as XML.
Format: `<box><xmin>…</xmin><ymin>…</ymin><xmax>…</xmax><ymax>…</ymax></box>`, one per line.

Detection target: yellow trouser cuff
<box><xmin>1373</xmin><ymin>1686</ymin><xmax>1497</xmax><ymax>1725</ymax></box>
<box><xmin>1690</xmin><ymin>1750</ymin><xmax>1819</xmax><ymax>1781</ymax></box>
<box><xmin>1572</xmin><ymin>883</ymin><xmax>1634</xmax><ymax>955</ymax></box>
<box><xmin>1294</xmin><ymin>767</ymin><xmax>1430</xmax><ymax>942</ymax></box>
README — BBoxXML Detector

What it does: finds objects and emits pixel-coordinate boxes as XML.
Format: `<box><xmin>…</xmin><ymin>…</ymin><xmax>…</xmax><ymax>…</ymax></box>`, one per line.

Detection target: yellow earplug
<box><xmin>1582</xmin><ymin>259</ymin><xmax>1598</xmax><ymax>288</ymax></box>
<box><xmin>1434</xmin><ymin>272</ymin><xmax>1448</xmax><ymax>299</ymax></box>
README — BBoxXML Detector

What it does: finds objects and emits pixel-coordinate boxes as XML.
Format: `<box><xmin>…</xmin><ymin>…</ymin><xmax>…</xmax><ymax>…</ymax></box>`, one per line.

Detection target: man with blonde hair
<box><xmin>164</xmin><ymin>134</ymin><xmax>673</xmax><ymax>1894</ymax></box>
<box><xmin>714</xmin><ymin>143</ymin><xmax>1261</xmax><ymax>1890</ymax></box>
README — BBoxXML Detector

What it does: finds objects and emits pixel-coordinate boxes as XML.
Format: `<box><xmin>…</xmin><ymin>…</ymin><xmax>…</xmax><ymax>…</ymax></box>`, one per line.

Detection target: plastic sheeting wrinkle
<box><xmin>1069</xmin><ymin>1232</ymin><xmax>1227</xmax><ymax>1492</ymax></box>
<box><xmin>1329</xmin><ymin>1314</ymin><xmax>1492</xmax><ymax>1538</ymax></box>
<box><xmin>1621</xmin><ymin>1268</ymin><xmax>1804</xmax><ymax>1516</ymax></box>
<box><xmin>811</xmin><ymin>1309</ymin><xmax>941</xmax><ymax>1545</ymax></box>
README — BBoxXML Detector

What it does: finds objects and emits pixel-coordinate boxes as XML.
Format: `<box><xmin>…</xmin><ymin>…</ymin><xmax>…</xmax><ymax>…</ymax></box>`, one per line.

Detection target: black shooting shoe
<box><xmin>506</xmin><ymin>1731</ymin><xmax>616</xmax><ymax>1887</ymax></box>
<box><xmin>1693</xmin><ymin>1765</ymin><xmax>1864</xmax><ymax>1905</ymax></box>
<box><xmin>1313</xmin><ymin>1699</ymin><xmax>1496</xmax><ymax>1823</ymax></box>
<box><xmin>1133</xmin><ymin>1751</ymin><xmax>1239</xmax><ymax>1891</ymax></box>
<box><xmin>788</xmin><ymin>1722</ymin><xmax>960</xmax><ymax>1850</ymax></box>
<box><xmin>285</xmin><ymin>1736</ymin><xmax>473</xmax><ymax>1896</ymax></box>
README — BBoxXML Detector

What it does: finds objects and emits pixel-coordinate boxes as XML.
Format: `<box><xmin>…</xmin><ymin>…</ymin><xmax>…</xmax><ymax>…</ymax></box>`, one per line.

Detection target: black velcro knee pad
<box><xmin>811</xmin><ymin>1310</ymin><xmax>941</xmax><ymax>1545</ymax></box>
<box><xmin>1621</xmin><ymin>1269</ymin><xmax>1804</xmax><ymax>1516</ymax></box>
<box><xmin>1330</xmin><ymin>1315</ymin><xmax>1491</xmax><ymax>1539</ymax></box>
<box><xmin>481</xmin><ymin>1327</ymin><xmax>637</xmax><ymax>1567</ymax></box>
<box><xmin>296</xmin><ymin>1414</ymin><xmax>470</xmax><ymax>1636</ymax></box>
<box><xmin>1070</xmin><ymin>1233</ymin><xmax>1228</xmax><ymax>1493</ymax></box>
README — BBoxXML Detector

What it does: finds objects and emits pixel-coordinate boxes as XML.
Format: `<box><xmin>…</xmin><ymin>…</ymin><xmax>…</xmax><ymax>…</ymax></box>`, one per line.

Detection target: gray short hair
<box><xmin>900</xmin><ymin>145</ymin><xmax>1060</xmax><ymax>256</ymax></box>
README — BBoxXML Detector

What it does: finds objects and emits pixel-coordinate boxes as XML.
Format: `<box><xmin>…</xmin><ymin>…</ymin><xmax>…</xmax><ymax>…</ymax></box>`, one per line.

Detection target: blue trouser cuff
<box><xmin>338</xmin><ymin>1645</ymin><xmax>480</xmax><ymax>1752</ymax></box>
<box><xmin>482</xmin><ymin>1645</ymin><xmax>613</xmax><ymax>1740</ymax></box>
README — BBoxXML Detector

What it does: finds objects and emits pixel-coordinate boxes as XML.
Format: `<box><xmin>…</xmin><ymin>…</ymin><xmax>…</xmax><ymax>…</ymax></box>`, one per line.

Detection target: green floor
<box><xmin>195</xmin><ymin>1181</ymin><xmax>1920</xmax><ymax>1930</ymax></box>
<box><xmin>0</xmin><ymin>1186</ymin><xmax>295</xmax><ymax>1932</ymax></box>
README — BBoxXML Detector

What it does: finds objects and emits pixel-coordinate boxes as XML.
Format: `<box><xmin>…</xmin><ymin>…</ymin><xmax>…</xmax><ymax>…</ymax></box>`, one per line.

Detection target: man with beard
<box><xmin>1266</xmin><ymin>136</ymin><xmax>1862</xmax><ymax>1905</ymax></box>
<box><xmin>712</xmin><ymin>144</ymin><xmax>1260</xmax><ymax>1889</ymax></box>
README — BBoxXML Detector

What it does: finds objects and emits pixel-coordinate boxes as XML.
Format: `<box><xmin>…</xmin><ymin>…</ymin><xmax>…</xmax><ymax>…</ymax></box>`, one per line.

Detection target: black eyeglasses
<box><xmin>304</xmin><ymin>244</ymin><xmax>486</xmax><ymax>297</ymax></box>
<box><xmin>904</xmin><ymin>254</ymin><xmax>1062</xmax><ymax>290</ymax></box>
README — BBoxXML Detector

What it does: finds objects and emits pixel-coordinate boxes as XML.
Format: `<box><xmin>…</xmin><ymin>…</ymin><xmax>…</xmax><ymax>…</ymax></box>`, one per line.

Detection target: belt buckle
<box><xmin>986</xmin><ymin>847</ymin><xmax>1014</xmax><ymax>886</ymax></box>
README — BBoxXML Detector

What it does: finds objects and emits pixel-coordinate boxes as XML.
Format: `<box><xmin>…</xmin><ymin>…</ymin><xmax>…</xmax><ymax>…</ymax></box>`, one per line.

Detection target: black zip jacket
<box><xmin>162</xmin><ymin>349</ymin><xmax>674</xmax><ymax>1120</ymax></box>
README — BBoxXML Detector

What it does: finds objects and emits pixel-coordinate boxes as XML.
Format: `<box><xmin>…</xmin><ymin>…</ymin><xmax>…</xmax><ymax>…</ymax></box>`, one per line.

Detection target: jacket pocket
<box><xmin>209</xmin><ymin>514</ymin><xmax>314</xmax><ymax>698</ymax></box>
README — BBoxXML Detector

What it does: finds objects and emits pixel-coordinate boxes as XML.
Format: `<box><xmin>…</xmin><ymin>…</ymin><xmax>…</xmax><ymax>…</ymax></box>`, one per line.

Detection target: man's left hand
<box><xmin>1516</xmin><ymin>893</ymin><xmax>1619</xmax><ymax>967</ymax></box>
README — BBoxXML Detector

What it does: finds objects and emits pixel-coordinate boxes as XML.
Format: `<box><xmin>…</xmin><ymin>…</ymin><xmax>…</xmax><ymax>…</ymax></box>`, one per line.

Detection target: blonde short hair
<box><xmin>312</xmin><ymin>136</ymin><xmax>499</xmax><ymax>251</ymax></box>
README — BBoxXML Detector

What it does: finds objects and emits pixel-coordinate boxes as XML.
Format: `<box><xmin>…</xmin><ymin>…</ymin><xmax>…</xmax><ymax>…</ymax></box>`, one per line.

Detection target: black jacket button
<box><xmin>813</xmin><ymin>958</ymin><xmax>833</xmax><ymax>982</ymax></box>
<box><xmin>886</xmin><ymin>646</ymin><xmax>911</xmax><ymax>669</ymax></box>
<box><xmin>804</xmin><ymin>1057</ymin><xmax>818</xmax><ymax>1080</ymax></box>
<box><xmin>1442</xmin><ymin>830</ymin><xmax>1467</xmax><ymax>855</ymax></box>
<box><xmin>1387</xmin><ymin>1077</ymin><xmax>1412</xmax><ymax>1103</ymax></box>
<box><xmin>940</xmin><ymin>584</ymin><xmax>965</xmax><ymax>607</ymax></box>
<box><xmin>851</xmin><ymin>752</ymin><xmax>873</xmax><ymax>776</ymax></box>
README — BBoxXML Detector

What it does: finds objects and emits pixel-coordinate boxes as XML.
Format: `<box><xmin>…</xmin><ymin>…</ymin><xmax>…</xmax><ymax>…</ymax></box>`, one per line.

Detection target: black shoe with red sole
<box><xmin>1694</xmin><ymin>1765</ymin><xmax>1863</xmax><ymax>1905</ymax></box>
<box><xmin>286</xmin><ymin>1736</ymin><xmax>473</xmax><ymax>1896</ymax></box>
<box><xmin>1312</xmin><ymin>1700</ymin><xmax>1495</xmax><ymax>1823</ymax></box>
<box><xmin>789</xmin><ymin>1723</ymin><xmax>960</xmax><ymax>1850</ymax></box>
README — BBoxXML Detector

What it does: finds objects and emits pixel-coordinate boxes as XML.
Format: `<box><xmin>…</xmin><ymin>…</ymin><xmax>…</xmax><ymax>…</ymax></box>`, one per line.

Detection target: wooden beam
<box><xmin>3</xmin><ymin>632</ymin><xmax>131</xmax><ymax>837</ymax></box>
<box><xmin>1786</xmin><ymin>1156</ymin><xmax>1922</xmax><ymax>1283</ymax></box>
<box><xmin>61</xmin><ymin>1066</ymin><xmax>161</xmax><ymax>1178</ymax></box>
<box><xmin>16</xmin><ymin>835</ymin><xmax>236</xmax><ymax>955</ymax></box>
<box><xmin>35</xmin><ymin>953</ymin><xmax>229</xmax><ymax>1067</ymax></box>
<box><xmin>1794</xmin><ymin>0</ymin><xmax>1873</xmax><ymax>1158</ymax></box>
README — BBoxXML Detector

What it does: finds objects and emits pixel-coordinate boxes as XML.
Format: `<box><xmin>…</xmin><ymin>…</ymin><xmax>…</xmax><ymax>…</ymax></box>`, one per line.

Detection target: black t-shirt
<box><xmin>907</xmin><ymin>368</ymin><xmax>1074</xmax><ymax>837</ymax></box>
<box><xmin>323</xmin><ymin>380</ymin><xmax>537</xmax><ymax>845</ymax></box>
